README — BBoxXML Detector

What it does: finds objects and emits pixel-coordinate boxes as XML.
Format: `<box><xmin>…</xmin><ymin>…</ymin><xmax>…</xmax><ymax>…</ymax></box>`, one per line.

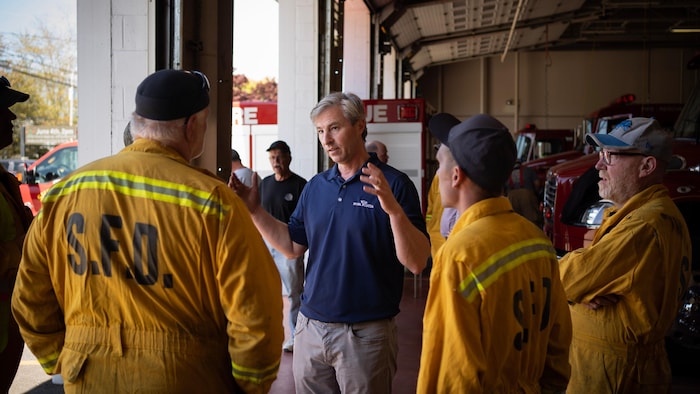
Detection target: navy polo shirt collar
<box><xmin>325</xmin><ymin>153</ymin><xmax>383</xmax><ymax>183</ymax></box>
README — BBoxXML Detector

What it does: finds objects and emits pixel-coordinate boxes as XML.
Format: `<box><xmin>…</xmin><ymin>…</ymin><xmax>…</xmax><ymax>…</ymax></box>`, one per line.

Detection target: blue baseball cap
<box><xmin>586</xmin><ymin>117</ymin><xmax>672</xmax><ymax>162</ymax></box>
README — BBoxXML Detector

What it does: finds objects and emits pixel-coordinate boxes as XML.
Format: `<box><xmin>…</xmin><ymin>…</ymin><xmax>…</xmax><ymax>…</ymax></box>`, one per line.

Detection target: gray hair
<box><xmin>130</xmin><ymin>113</ymin><xmax>185</xmax><ymax>145</ymax></box>
<box><xmin>310</xmin><ymin>92</ymin><xmax>368</xmax><ymax>140</ymax></box>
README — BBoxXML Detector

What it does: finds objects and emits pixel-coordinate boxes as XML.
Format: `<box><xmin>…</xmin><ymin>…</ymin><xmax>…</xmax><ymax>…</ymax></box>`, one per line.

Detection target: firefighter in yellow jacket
<box><xmin>1</xmin><ymin>76</ymin><xmax>33</xmax><ymax>392</ymax></box>
<box><xmin>12</xmin><ymin>69</ymin><xmax>283</xmax><ymax>393</ymax></box>
<box><xmin>559</xmin><ymin>117</ymin><xmax>692</xmax><ymax>393</ymax></box>
<box><xmin>418</xmin><ymin>114</ymin><xmax>572</xmax><ymax>393</ymax></box>
<box><xmin>425</xmin><ymin>113</ymin><xmax>461</xmax><ymax>256</ymax></box>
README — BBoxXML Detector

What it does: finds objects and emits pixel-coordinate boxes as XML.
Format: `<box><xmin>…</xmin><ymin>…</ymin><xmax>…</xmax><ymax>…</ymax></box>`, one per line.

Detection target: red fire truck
<box><xmin>541</xmin><ymin>87</ymin><xmax>697</xmax><ymax>257</ymax></box>
<box><xmin>523</xmin><ymin>94</ymin><xmax>685</xmax><ymax>194</ymax></box>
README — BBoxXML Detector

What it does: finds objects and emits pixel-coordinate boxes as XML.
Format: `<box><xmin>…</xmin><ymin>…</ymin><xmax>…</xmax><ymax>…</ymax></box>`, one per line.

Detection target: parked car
<box><xmin>0</xmin><ymin>158</ymin><xmax>36</xmax><ymax>181</ymax></box>
<box><xmin>20</xmin><ymin>140</ymin><xmax>78</xmax><ymax>215</ymax></box>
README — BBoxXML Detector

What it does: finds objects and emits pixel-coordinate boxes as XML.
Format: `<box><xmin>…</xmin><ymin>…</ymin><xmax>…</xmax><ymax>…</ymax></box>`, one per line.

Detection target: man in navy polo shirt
<box><xmin>230</xmin><ymin>91</ymin><xmax>430</xmax><ymax>393</ymax></box>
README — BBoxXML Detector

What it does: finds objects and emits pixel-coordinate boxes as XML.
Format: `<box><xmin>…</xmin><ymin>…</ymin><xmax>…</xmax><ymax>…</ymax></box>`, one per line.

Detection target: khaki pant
<box><xmin>293</xmin><ymin>312</ymin><xmax>398</xmax><ymax>394</ymax></box>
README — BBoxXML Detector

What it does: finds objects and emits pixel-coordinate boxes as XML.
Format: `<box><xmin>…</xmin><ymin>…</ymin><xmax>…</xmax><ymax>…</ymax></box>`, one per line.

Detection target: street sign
<box><xmin>24</xmin><ymin>125</ymin><xmax>77</xmax><ymax>145</ymax></box>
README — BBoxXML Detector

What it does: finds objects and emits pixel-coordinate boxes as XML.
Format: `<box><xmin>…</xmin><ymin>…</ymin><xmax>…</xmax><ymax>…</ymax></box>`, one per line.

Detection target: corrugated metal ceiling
<box><xmin>365</xmin><ymin>0</ymin><xmax>700</xmax><ymax>77</ymax></box>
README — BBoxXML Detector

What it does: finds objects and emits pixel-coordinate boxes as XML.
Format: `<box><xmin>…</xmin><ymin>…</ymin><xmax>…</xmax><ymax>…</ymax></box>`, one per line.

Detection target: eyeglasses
<box><xmin>189</xmin><ymin>70</ymin><xmax>210</xmax><ymax>92</ymax></box>
<box><xmin>598</xmin><ymin>149</ymin><xmax>646</xmax><ymax>165</ymax></box>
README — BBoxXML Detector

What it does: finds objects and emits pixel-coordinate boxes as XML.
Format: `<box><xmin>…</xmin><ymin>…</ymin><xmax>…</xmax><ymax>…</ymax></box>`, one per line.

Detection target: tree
<box><xmin>233</xmin><ymin>74</ymin><xmax>277</xmax><ymax>102</ymax></box>
<box><xmin>0</xmin><ymin>23</ymin><xmax>77</xmax><ymax>159</ymax></box>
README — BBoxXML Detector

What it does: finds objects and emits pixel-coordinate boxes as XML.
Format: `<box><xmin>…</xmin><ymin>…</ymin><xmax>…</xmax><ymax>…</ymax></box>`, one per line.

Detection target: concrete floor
<box><xmin>9</xmin><ymin>274</ymin><xmax>700</xmax><ymax>393</ymax></box>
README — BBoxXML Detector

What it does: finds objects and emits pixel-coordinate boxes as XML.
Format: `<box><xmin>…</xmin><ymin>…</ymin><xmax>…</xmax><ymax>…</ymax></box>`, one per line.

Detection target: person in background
<box><xmin>417</xmin><ymin>113</ymin><xmax>571</xmax><ymax>393</ymax></box>
<box><xmin>12</xmin><ymin>69</ymin><xmax>283</xmax><ymax>393</ymax></box>
<box><xmin>259</xmin><ymin>140</ymin><xmax>307</xmax><ymax>354</ymax></box>
<box><xmin>231</xmin><ymin>148</ymin><xmax>260</xmax><ymax>187</ymax></box>
<box><xmin>506</xmin><ymin>161</ymin><xmax>542</xmax><ymax>227</ymax></box>
<box><xmin>230</xmin><ymin>91</ymin><xmax>430</xmax><ymax>393</ymax></box>
<box><xmin>0</xmin><ymin>75</ymin><xmax>33</xmax><ymax>393</ymax></box>
<box><xmin>425</xmin><ymin>113</ymin><xmax>461</xmax><ymax>258</ymax></box>
<box><xmin>559</xmin><ymin>117</ymin><xmax>691</xmax><ymax>393</ymax></box>
<box><xmin>365</xmin><ymin>139</ymin><xmax>389</xmax><ymax>163</ymax></box>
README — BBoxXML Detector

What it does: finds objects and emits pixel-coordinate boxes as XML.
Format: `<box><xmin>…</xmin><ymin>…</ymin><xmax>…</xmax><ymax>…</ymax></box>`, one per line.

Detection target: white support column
<box><xmin>343</xmin><ymin>0</ymin><xmax>370</xmax><ymax>99</ymax></box>
<box><xmin>278</xmin><ymin>0</ymin><xmax>319</xmax><ymax>180</ymax></box>
<box><xmin>382</xmin><ymin>48</ymin><xmax>397</xmax><ymax>99</ymax></box>
<box><xmin>77</xmin><ymin>0</ymin><xmax>152</xmax><ymax>166</ymax></box>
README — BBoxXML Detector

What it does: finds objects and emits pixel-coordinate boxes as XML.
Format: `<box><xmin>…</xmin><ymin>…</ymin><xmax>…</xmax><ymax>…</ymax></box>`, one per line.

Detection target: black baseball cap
<box><xmin>0</xmin><ymin>76</ymin><xmax>30</xmax><ymax>108</ymax></box>
<box><xmin>428</xmin><ymin>113</ymin><xmax>461</xmax><ymax>145</ymax></box>
<box><xmin>267</xmin><ymin>140</ymin><xmax>291</xmax><ymax>153</ymax></box>
<box><xmin>438</xmin><ymin>114</ymin><xmax>516</xmax><ymax>193</ymax></box>
<box><xmin>135</xmin><ymin>69</ymin><xmax>210</xmax><ymax>120</ymax></box>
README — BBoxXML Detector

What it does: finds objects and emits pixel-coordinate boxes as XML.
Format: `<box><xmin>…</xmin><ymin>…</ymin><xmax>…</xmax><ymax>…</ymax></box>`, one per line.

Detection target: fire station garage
<box><xmin>14</xmin><ymin>0</ymin><xmax>697</xmax><ymax>393</ymax></box>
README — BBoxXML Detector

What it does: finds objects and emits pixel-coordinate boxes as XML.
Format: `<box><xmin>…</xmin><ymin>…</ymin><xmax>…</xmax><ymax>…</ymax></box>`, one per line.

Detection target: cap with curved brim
<box><xmin>267</xmin><ymin>140</ymin><xmax>291</xmax><ymax>153</ymax></box>
<box><xmin>584</xmin><ymin>117</ymin><xmax>671</xmax><ymax>161</ymax></box>
<box><xmin>0</xmin><ymin>86</ymin><xmax>30</xmax><ymax>108</ymax></box>
<box><xmin>428</xmin><ymin>113</ymin><xmax>461</xmax><ymax>145</ymax></box>
<box><xmin>446</xmin><ymin>114</ymin><xmax>515</xmax><ymax>193</ymax></box>
<box><xmin>585</xmin><ymin>133</ymin><xmax>635</xmax><ymax>151</ymax></box>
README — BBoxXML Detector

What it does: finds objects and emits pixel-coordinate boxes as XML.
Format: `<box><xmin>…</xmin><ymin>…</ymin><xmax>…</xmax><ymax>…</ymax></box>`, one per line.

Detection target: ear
<box><xmin>356</xmin><ymin>118</ymin><xmax>367</xmax><ymax>135</ymax></box>
<box><xmin>639</xmin><ymin>156</ymin><xmax>657</xmax><ymax>177</ymax></box>
<box><xmin>183</xmin><ymin>115</ymin><xmax>196</xmax><ymax>142</ymax></box>
<box><xmin>450</xmin><ymin>165</ymin><xmax>464</xmax><ymax>188</ymax></box>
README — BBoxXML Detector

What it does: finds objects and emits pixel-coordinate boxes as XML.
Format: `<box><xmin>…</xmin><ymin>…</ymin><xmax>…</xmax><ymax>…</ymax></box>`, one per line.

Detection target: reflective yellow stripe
<box><xmin>459</xmin><ymin>238</ymin><xmax>556</xmax><ymax>302</ymax></box>
<box><xmin>41</xmin><ymin>171</ymin><xmax>229</xmax><ymax>220</ymax></box>
<box><xmin>231</xmin><ymin>359</ymin><xmax>280</xmax><ymax>384</ymax></box>
<box><xmin>37</xmin><ymin>351</ymin><xmax>60</xmax><ymax>373</ymax></box>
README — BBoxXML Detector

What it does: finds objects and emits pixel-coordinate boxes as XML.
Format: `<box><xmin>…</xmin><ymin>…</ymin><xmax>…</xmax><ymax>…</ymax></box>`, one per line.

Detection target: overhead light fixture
<box><xmin>669</xmin><ymin>27</ymin><xmax>700</xmax><ymax>33</ymax></box>
<box><xmin>668</xmin><ymin>21</ymin><xmax>700</xmax><ymax>33</ymax></box>
<box><xmin>582</xmin><ymin>29</ymin><xmax>626</xmax><ymax>35</ymax></box>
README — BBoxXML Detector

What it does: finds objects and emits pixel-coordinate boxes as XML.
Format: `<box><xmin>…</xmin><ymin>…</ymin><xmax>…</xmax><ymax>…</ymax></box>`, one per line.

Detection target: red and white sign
<box><xmin>232</xmin><ymin>101</ymin><xmax>278</xmax><ymax>176</ymax></box>
<box><xmin>364</xmin><ymin>99</ymin><xmax>426</xmax><ymax>206</ymax></box>
<box><xmin>232</xmin><ymin>99</ymin><xmax>428</xmax><ymax>206</ymax></box>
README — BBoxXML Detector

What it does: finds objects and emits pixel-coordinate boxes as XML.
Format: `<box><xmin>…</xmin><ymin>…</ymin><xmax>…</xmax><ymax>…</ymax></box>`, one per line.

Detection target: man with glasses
<box><xmin>0</xmin><ymin>76</ymin><xmax>33</xmax><ymax>393</ymax></box>
<box><xmin>559</xmin><ymin>117</ymin><xmax>692</xmax><ymax>393</ymax></box>
<box><xmin>12</xmin><ymin>69</ymin><xmax>283</xmax><ymax>393</ymax></box>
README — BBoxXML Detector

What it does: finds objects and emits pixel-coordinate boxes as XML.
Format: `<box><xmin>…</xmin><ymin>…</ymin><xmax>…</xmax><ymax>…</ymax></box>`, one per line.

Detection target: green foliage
<box><xmin>1</xmin><ymin>23</ymin><xmax>76</xmax><ymax>159</ymax></box>
<box><xmin>233</xmin><ymin>74</ymin><xmax>277</xmax><ymax>102</ymax></box>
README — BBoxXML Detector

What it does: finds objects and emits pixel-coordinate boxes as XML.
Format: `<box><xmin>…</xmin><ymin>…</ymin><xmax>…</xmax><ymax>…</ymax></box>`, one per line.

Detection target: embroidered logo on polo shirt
<box><xmin>352</xmin><ymin>199</ymin><xmax>374</xmax><ymax>209</ymax></box>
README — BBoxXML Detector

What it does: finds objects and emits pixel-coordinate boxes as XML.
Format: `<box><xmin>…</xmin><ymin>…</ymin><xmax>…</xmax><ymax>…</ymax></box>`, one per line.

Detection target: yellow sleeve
<box><xmin>425</xmin><ymin>175</ymin><xmax>446</xmax><ymax>257</ymax></box>
<box><xmin>417</xmin><ymin>248</ymin><xmax>485</xmax><ymax>392</ymax></box>
<box><xmin>12</xmin><ymin>215</ymin><xmax>66</xmax><ymax>374</ymax></box>
<box><xmin>218</xmin><ymin>195</ymin><xmax>284</xmax><ymax>393</ymax></box>
<box><xmin>540</xmin><ymin>260</ymin><xmax>573</xmax><ymax>392</ymax></box>
<box><xmin>559</xmin><ymin>216</ymin><xmax>658</xmax><ymax>304</ymax></box>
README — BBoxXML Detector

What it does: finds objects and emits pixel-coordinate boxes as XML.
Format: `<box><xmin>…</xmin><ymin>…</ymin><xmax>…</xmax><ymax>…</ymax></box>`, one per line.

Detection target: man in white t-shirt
<box><xmin>231</xmin><ymin>149</ymin><xmax>260</xmax><ymax>187</ymax></box>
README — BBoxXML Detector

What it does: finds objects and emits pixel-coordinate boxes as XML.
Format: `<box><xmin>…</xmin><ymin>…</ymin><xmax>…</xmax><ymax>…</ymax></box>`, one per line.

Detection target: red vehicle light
<box><xmin>397</xmin><ymin>104</ymin><xmax>418</xmax><ymax>121</ymax></box>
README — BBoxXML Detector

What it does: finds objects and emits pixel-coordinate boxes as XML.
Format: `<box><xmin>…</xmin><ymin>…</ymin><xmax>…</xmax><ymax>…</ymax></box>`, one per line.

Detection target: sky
<box><xmin>1</xmin><ymin>0</ymin><xmax>76</xmax><ymax>41</ymax></box>
<box><xmin>1</xmin><ymin>0</ymin><xmax>279</xmax><ymax>81</ymax></box>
